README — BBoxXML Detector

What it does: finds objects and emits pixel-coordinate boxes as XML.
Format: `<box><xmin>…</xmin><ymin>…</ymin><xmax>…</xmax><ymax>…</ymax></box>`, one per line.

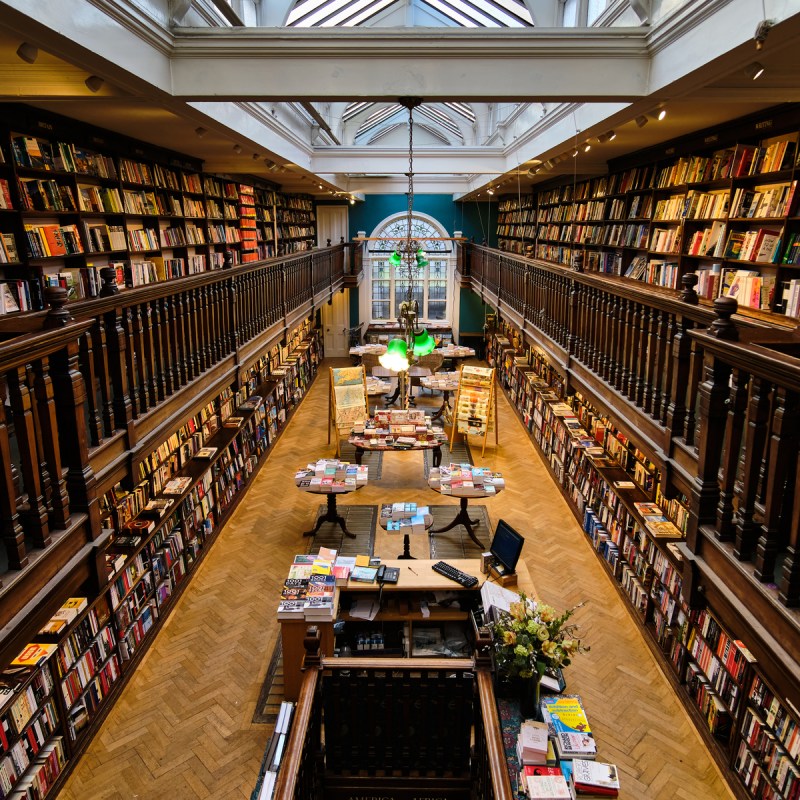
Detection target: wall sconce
<box><xmin>16</xmin><ymin>42</ymin><xmax>38</xmax><ymax>64</ymax></box>
<box><xmin>744</xmin><ymin>62</ymin><xmax>765</xmax><ymax>80</ymax></box>
<box><xmin>84</xmin><ymin>75</ymin><xmax>104</xmax><ymax>93</ymax></box>
<box><xmin>635</xmin><ymin>115</ymin><xmax>648</xmax><ymax>128</ymax></box>
<box><xmin>195</xmin><ymin>126</ymin><xmax>208</xmax><ymax>138</ymax></box>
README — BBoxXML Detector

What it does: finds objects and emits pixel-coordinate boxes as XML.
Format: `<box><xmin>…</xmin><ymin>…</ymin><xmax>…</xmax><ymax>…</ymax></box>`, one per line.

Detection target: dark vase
<box><xmin>519</xmin><ymin>676</ymin><xmax>542</xmax><ymax>721</ymax></box>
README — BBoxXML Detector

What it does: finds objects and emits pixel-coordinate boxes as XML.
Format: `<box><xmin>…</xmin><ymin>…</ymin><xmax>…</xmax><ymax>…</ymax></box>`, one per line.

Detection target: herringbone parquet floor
<box><xmin>58</xmin><ymin>358</ymin><xmax>735</xmax><ymax>800</ymax></box>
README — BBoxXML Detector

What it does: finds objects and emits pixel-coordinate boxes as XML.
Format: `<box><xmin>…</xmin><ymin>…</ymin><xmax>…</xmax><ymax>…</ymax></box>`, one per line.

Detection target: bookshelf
<box><xmin>0</xmin><ymin>104</ymin><xmax>317</xmax><ymax>313</ymax></box>
<box><xmin>487</xmin><ymin>323</ymin><xmax>800</xmax><ymax>800</ymax></box>
<box><xmin>497</xmin><ymin>106</ymin><xmax>800</xmax><ymax>319</ymax></box>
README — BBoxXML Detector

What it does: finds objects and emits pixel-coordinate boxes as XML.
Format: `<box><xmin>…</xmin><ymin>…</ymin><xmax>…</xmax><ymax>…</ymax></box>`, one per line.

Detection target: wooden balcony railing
<box><xmin>462</xmin><ymin>243</ymin><xmax>800</xmax><ymax>699</ymax></box>
<box><xmin>0</xmin><ymin>245</ymin><xmax>346</xmax><ymax>657</ymax></box>
<box><xmin>273</xmin><ymin>628</ymin><xmax>514</xmax><ymax>800</ymax></box>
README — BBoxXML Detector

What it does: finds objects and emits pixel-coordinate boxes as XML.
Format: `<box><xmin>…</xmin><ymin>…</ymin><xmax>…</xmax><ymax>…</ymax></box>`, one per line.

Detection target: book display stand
<box><xmin>378</xmin><ymin>503</ymin><xmax>434</xmax><ymax>559</ymax></box>
<box><xmin>328</xmin><ymin>366</ymin><xmax>368</xmax><ymax>456</ymax></box>
<box><xmin>451</xmin><ymin>365</ymin><xmax>498</xmax><ymax>457</ymax></box>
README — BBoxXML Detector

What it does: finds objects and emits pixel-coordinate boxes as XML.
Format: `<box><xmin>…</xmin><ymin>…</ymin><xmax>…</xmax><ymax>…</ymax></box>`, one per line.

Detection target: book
<box><xmin>350</xmin><ymin>566</ymin><xmax>378</xmax><ymax>582</ymax></box>
<box><xmin>554</xmin><ymin>731</ymin><xmax>597</xmax><ymax>760</ymax></box>
<box><xmin>195</xmin><ymin>447</ymin><xmax>218</xmax><ymax>459</ymax></box>
<box><xmin>571</xmin><ymin>759</ymin><xmax>620</xmax><ymax>796</ymax></box>
<box><xmin>163</xmin><ymin>476</ymin><xmax>193</xmax><ymax>495</ymax></box>
<box><xmin>223</xmin><ymin>416</ymin><xmax>244</xmax><ymax>428</ymax></box>
<box><xmin>541</xmin><ymin>695</ymin><xmax>591</xmax><ymax>735</ymax></box>
<box><xmin>526</xmin><ymin>771</ymin><xmax>571</xmax><ymax>800</ymax></box>
<box><xmin>11</xmin><ymin>642</ymin><xmax>57</xmax><ymax>667</ymax></box>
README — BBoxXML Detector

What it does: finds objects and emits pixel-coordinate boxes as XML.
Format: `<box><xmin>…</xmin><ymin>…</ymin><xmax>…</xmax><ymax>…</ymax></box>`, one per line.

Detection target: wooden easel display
<box><xmin>328</xmin><ymin>366</ymin><xmax>368</xmax><ymax>456</ymax></box>
<box><xmin>451</xmin><ymin>365</ymin><xmax>498</xmax><ymax>457</ymax></box>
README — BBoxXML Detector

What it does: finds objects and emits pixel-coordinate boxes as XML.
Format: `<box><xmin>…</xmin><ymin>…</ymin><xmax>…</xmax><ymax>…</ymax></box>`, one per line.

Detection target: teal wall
<box><xmin>348</xmin><ymin>193</ymin><xmax>498</xmax><ymax>327</ymax></box>
<box><xmin>459</xmin><ymin>288</ymin><xmax>492</xmax><ymax>335</ymax></box>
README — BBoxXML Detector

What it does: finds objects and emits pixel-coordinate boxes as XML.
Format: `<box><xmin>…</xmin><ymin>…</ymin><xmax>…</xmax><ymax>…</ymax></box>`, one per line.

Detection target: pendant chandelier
<box><xmin>379</xmin><ymin>97</ymin><xmax>436</xmax><ymax>374</ymax></box>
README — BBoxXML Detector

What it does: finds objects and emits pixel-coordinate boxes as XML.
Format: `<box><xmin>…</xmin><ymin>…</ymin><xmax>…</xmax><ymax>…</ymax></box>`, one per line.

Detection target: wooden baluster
<box><xmin>201</xmin><ymin>284</ymin><xmax>214</xmax><ymax>367</ymax></box>
<box><xmin>754</xmin><ymin>387</ymin><xmax>799</xmax><ymax>583</ymax></box>
<box><xmin>633</xmin><ymin>303</ymin><xmax>648</xmax><ymax>407</ymax></box>
<box><xmin>665</xmin><ymin>315</ymin><xmax>692</xmax><ymax>439</ymax></box>
<box><xmin>589</xmin><ymin>289</ymin><xmax>601</xmax><ymax>373</ymax></box>
<box><xmin>735</xmin><ymin>376</ymin><xmax>771</xmax><ymax>560</ymax></box>
<box><xmin>7</xmin><ymin>365</ymin><xmax>50</xmax><ymax>548</ymax></box>
<box><xmin>142</xmin><ymin>301</ymin><xmax>159</xmax><ymax>406</ymax></box>
<box><xmin>208</xmin><ymin>282</ymin><xmax>220</xmax><ymax>364</ymax></box>
<box><xmin>33</xmin><ymin>356</ymin><xmax>69</xmax><ymax>529</ymax></box>
<box><xmin>78</xmin><ymin>330</ymin><xmax>103</xmax><ymax>447</ymax></box>
<box><xmin>26</xmin><ymin>365</ymin><xmax>51</xmax><ymax>515</ymax></box>
<box><xmin>240</xmin><ymin>273</ymin><xmax>251</xmax><ymax>343</ymax></box>
<box><xmin>131</xmin><ymin>304</ymin><xmax>150</xmax><ymax>410</ymax></box>
<box><xmin>642</xmin><ymin>307</ymin><xmax>657</xmax><ymax>415</ymax></box>
<box><xmin>49</xmin><ymin>339</ymin><xmax>101</xmax><ymax>537</ymax></box>
<box><xmin>653</xmin><ymin>311</ymin><xmax>671</xmax><ymax>423</ymax></box>
<box><xmin>227</xmin><ymin>276</ymin><xmax>239</xmax><ymax>353</ymax></box>
<box><xmin>194</xmin><ymin>286</ymin><xmax>207</xmax><ymax>373</ymax></box>
<box><xmin>579</xmin><ymin>283</ymin><xmax>591</xmax><ymax>364</ymax></box>
<box><xmin>152</xmin><ymin>297</ymin><xmax>171</xmax><ymax>400</ymax></box>
<box><xmin>566</xmin><ymin>278</ymin><xmax>578</xmax><ymax>357</ymax></box>
<box><xmin>121</xmin><ymin>308</ymin><xmax>140</xmax><ymax>416</ymax></box>
<box><xmin>683</xmin><ymin>338</ymin><xmax>705</xmax><ymax>447</ymax></box>
<box><xmin>168</xmin><ymin>293</ymin><xmax>186</xmax><ymax>387</ymax></box>
<box><xmin>686</xmin><ymin>354</ymin><xmax>731</xmax><ymax>553</ymax></box>
<box><xmin>716</xmin><ymin>367</ymin><xmax>749</xmax><ymax>541</ymax></box>
<box><xmin>213</xmin><ymin>281</ymin><xmax>225</xmax><ymax>357</ymax></box>
<box><xmin>103</xmin><ymin>308</ymin><xmax>134</xmax><ymax>434</ymax></box>
<box><xmin>628</xmin><ymin>302</ymin><xmax>643</xmax><ymax>403</ymax></box>
<box><xmin>185</xmin><ymin>289</ymin><xmax>200</xmax><ymax>377</ymax></box>
<box><xmin>0</xmin><ymin>375</ymin><xmax>26</xmax><ymax>570</ymax></box>
<box><xmin>89</xmin><ymin>322</ymin><xmax>114</xmax><ymax>439</ymax></box>
<box><xmin>605</xmin><ymin>293</ymin><xmax>619</xmax><ymax>386</ymax></box>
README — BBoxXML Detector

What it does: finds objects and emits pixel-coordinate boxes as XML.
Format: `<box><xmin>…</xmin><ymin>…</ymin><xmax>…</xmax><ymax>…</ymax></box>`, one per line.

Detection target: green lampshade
<box><xmin>380</xmin><ymin>338</ymin><xmax>410</xmax><ymax>371</ymax></box>
<box><xmin>412</xmin><ymin>328</ymin><xmax>436</xmax><ymax>356</ymax></box>
<box><xmin>415</xmin><ymin>249</ymin><xmax>429</xmax><ymax>268</ymax></box>
<box><xmin>388</xmin><ymin>250</ymin><xmax>402</xmax><ymax>267</ymax></box>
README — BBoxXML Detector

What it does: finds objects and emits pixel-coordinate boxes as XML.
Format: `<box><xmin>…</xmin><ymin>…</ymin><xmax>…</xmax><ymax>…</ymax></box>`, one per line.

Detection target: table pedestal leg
<box><xmin>433</xmin><ymin>445</ymin><xmax>442</xmax><ymax>468</ymax></box>
<box><xmin>431</xmin><ymin>497</ymin><xmax>485</xmax><ymax>549</ymax></box>
<box><xmin>384</xmin><ymin>383</ymin><xmax>401</xmax><ymax>406</ymax></box>
<box><xmin>354</xmin><ymin>446</ymin><xmax>364</xmax><ymax>466</ymax></box>
<box><xmin>397</xmin><ymin>533</ymin><xmax>415</xmax><ymax>560</ymax></box>
<box><xmin>302</xmin><ymin>493</ymin><xmax>356</xmax><ymax>538</ymax></box>
<box><xmin>430</xmin><ymin>390</ymin><xmax>450</xmax><ymax>422</ymax></box>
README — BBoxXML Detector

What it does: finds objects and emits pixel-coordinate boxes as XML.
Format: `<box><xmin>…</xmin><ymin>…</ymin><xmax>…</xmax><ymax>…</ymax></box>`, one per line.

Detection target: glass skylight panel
<box><xmin>420</xmin><ymin>0</ymin><xmax>478</xmax><ymax>26</ymax></box>
<box><xmin>355</xmin><ymin>104</ymin><xmax>402</xmax><ymax>137</ymax></box>
<box><xmin>289</xmin><ymin>0</ymin><xmax>355</xmax><ymax>27</ymax></box>
<box><xmin>343</xmin><ymin>102</ymin><xmax>374</xmax><ymax>121</ymax></box>
<box><xmin>425</xmin><ymin>0</ymin><xmax>496</xmax><ymax>26</ymax></box>
<box><xmin>322</xmin><ymin>0</ymin><xmax>392</xmax><ymax>26</ymax></box>
<box><xmin>286</xmin><ymin>0</ymin><xmax>335</xmax><ymax>25</ymax></box>
<box><xmin>445</xmin><ymin>102</ymin><xmax>475</xmax><ymax>121</ymax></box>
<box><xmin>418</xmin><ymin>107</ymin><xmax>460</xmax><ymax>136</ymax></box>
<box><xmin>462</xmin><ymin>0</ymin><xmax>527</xmax><ymax>26</ymax></box>
<box><xmin>345</xmin><ymin>0</ymin><xmax>397</xmax><ymax>25</ymax></box>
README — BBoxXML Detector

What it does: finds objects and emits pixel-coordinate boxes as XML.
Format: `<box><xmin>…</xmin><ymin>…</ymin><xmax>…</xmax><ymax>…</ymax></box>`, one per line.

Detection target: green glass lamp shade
<box><xmin>380</xmin><ymin>337</ymin><xmax>410</xmax><ymax>371</ymax></box>
<box><xmin>412</xmin><ymin>328</ymin><xmax>436</xmax><ymax>356</ymax></box>
<box><xmin>415</xmin><ymin>249</ymin><xmax>429</xmax><ymax>268</ymax></box>
<box><xmin>388</xmin><ymin>250</ymin><xmax>402</xmax><ymax>267</ymax></box>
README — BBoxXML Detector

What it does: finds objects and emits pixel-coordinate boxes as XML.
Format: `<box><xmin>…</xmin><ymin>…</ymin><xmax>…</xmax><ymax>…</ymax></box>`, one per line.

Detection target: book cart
<box><xmin>450</xmin><ymin>365</ymin><xmax>498</xmax><ymax>457</ymax></box>
<box><xmin>487</xmin><ymin>324</ymin><xmax>800</xmax><ymax>800</ymax></box>
<box><xmin>328</xmin><ymin>365</ymin><xmax>368</xmax><ymax>456</ymax></box>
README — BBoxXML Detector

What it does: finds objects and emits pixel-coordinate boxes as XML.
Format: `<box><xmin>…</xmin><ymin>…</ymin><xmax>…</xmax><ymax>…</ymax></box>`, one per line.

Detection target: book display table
<box><xmin>420</xmin><ymin>371</ymin><xmax>460</xmax><ymax>422</ymax></box>
<box><xmin>379</xmin><ymin>503</ymin><xmax>434</xmax><ymax>559</ymax></box>
<box><xmin>348</xmin><ymin>410</ymin><xmax>448</xmax><ymax>468</ymax></box>
<box><xmin>349</xmin><ymin>343</ymin><xmax>387</xmax><ymax>360</ymax></box>
<box><xmin>295</xmin><ymin>458</ymin><xmax>369</xmax><ymax>538</ymax></box>
<box><xmin>428</xmin><ymin>464</ymin><xmax>506</xmax><ymax>549</ymax></box>
<box><xmin>437</xmin><ymin>345</ymin><xmax>476</xmax><ymax>369</ymax></box>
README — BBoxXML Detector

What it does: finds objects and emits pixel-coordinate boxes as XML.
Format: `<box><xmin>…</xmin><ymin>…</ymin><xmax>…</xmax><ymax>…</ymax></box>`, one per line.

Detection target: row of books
<box><xmin>294</xmin><ymin>458</ymin><xmax>369</xmax><ymax>493</ymax></box>
<box><xmin>428</xmin><ymin>462</ymin><xmax>505</xmax><ymax>496</ymax></box>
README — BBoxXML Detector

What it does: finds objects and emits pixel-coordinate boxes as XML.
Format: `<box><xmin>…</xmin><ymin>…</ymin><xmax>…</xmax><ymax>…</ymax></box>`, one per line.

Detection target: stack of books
<box><xmin>277</xmin><ymin>547</ymin><xmax>341</xmax><ymax>621</ymax></box>
<box><xmin>37</xmin><ymin>597</ymin><xmax>88</xmax><ymax>638</ymax></box>
<box><xmin>428</xmin><ymin>463</ymin><xmax>505</xmax><ymax>495</ymax></box>
<box><xmin>294</xmin><ymin>459</ymin><xmax>369</xmax><ymax>493</ymax></box>
<box><xmin>569</xmin><ymin>759</ymin><xmax>620</xmax><ymax>798</ymax></box>
<box><xmin>524</xmin><ymin>767</ymin><xmax>571</xmax><ymax>800</ymax></box>
<box><xmin>517</xmin><ymin>720</ymin><xmax>550</xmax><ymax>766</ymax></box>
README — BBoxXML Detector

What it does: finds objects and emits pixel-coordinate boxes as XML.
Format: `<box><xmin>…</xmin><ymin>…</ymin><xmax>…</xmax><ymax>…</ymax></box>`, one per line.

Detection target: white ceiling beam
<box><xmin>168</xmin><ymin>27</ymin><xmax>651</xmax><ymax>100</ymax></box>
<box><xmin>522</xmin><ymin>0</ymin><xmax>559</xmax><ymax>26</ymax></box>
<box><xmin>310</xmin><ymin>146</ymin><xmax>507</xmax><ymax>174</ymax></box>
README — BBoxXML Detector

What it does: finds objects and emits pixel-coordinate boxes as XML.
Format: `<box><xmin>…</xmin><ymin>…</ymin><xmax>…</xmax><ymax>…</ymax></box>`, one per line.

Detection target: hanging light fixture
<box><xmin>379</xmin><ymin>97</ymin><xmax>436</xmax><ymax>391</ymax></box>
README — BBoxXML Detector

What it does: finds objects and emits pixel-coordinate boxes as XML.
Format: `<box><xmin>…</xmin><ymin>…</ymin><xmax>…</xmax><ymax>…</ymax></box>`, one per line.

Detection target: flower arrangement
<box><xmin>490</xmin><ymin>592</ymin><xmax>589</xmax><ymax>681</ymax></box>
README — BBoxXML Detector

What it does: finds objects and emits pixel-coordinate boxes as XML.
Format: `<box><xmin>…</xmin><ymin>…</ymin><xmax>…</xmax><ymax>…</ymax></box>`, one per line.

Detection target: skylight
<box><xmin>286</xmin><ymin>0</ymin><xmax>533</xmax><ymax>27</ymax></box>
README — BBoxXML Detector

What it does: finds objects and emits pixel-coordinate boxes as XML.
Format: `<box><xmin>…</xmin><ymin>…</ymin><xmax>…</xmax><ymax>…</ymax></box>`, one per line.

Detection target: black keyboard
<box><xmin>432</xmin><ymin>561</ymin><xmax>479</xmax><ymax>588</ymax></box>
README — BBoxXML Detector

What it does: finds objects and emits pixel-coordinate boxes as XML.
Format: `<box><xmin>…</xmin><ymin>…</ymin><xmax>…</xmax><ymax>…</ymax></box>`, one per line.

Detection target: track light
<box><xmin>635</xmin><ymin>115</ymin><xmax>648</xmax><ymax>128</ymax></box>
<box><xmin>745</xmin><ymin>61</ymin><xmax>765</xmax><ymax>80</ymax></box>
<box><xmin>572</xmin><ymin>148</ymin><xmax>579</xmax><ymax>158</ymax></box>
<box><xmin>544</xmin><ymin>160</ymin><xmax>554</xmax><ymax>170</ymax></box>
<box><xmin>597</xmin><ymin>130</ymin><xmax>616</xmax><ymax>143</ymax></box>
<box><xmin>16</xmin><ymin>42</ymin><xmax>38</xmax><ymax>64</ymax></box>
<box><xmin>607</xmin><ymin>130</ymin><xmax>616</xmax><ymax>141</ymax></box>
<box><xmin>651</xmin><ymin>108</ymin><xmax>667</xmax><ymax>121</ymax></box>
<box><xmin>583</xmin><ymin>142</ymin><xmax>592</xmax><ymax>153</ymax></box>
<box><xmin>252</xmin><ymin>153</ymin><xmax>260</xmax><ymax>160</ymax></box>
<box><xmin>195</xmin><ymin>127</ymin><xmax>208</xmax><ymax>138</ymax></box>
<box><xmin>232</xmin><ymin>144</ymin><xmax>243</xmax><ymax>154</ymax></box>
<box><xmin>84</xmin><ymin>75</ymin><xmax>104</xmax><ymax>93</ymax></box>
<box><xmin>487</xmin><ymin>188</ymin><xmax>494</xmax><ymax>195</ymax></box>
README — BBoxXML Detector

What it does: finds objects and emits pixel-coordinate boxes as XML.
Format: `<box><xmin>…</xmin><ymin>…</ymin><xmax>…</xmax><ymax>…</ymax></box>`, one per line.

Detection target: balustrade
<box><xmin>0</xmin><ymin>246</ymin><xmax>345</xmax><ymax>638</ymax></box>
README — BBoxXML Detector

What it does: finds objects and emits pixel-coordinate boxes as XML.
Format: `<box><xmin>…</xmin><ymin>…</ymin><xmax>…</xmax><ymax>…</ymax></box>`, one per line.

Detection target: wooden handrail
<box><xmin>477</xmin><ymin>669</ymin><xmax>515</xmax><ymax>800</ymax></box>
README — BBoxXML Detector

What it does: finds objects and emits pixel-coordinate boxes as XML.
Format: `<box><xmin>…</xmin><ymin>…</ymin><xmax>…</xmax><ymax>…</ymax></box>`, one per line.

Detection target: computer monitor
<box><xmin>490</xmin><ymin>519</ymin><xmax>524</xmax><ymax>575</ymax></box>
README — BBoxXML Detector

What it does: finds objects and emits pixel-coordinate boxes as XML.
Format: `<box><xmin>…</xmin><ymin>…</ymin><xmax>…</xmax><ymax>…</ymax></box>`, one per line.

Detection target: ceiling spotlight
<box><xmin>232</xmin><ymin>144</ymin><xmax>243</xmax><ymax>154</ymax></box>
<box><xmin>16</xmin><ymin>42</ymin><xmax>38</xmax><ymax>64</ymax></box>
<box><xmin>195</xmin><ymin>126</ymin><xmax>208</xmax><ymax>138</ymax></box>
<box><xmin>597</xmin><ymin>130</ymin><xmax>616</xmax><ymax>144</ymax></box>
<box><xmin>583</xmin><ymin>142</ymin><xmax>592</xmax><ymax>153</ymax></box>
<box><xmin>754</xmin><ymin>19</ymin><xmax>773</xmax><ymax>51</ymax></box>
<box><xmin>84</xmin><ymin>75</ymin><xmax>104</xmax><ymax>93</ymax></box>
<box><xmin>252</xmin><ymin>153</ymin><xmax>260</xmax><ymax>160</ymax></box>
<box><xmin>572</xmin><ymin>148</ymin><xmax>579</xmax><ymax>158</ymax></box>
<box><xmin>651</xmin><ymin>107</ymin><xmax>667</xmax><ymax>121</ymax></box>
<box><xmin>745</xmin><ymin>61</ymin><xmax>765</xmax><ymax>80</ymax></box>
<box><xmin>487</xmin><ymin>188</ymin><xmax>494</xmax><ymax>195</ymax></box>
<box><xmin>544</xmin><ymin>160</ymin><xmax>554</xmax><ymax>170</ymax></box>
<box><xmin>607</xmin><ymin>130</ymin><xmax>617</xmax><ymax>141</ymax></box>
<box><xmin>350</xmin><ymin>198</ymin><xmax>355</xmax><ymax>205</ymax></box>
<box><xmin>635</xmin><ymin>115</ymin><xmax>648</xmax><ymax>128</ymax></box>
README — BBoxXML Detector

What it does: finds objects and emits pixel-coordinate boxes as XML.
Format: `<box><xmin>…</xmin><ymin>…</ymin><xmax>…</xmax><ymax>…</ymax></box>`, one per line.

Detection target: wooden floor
<box><xmin>59</xmin><ymin>358</ymin><xmax>735</xmax><ymax>800</ymax></box>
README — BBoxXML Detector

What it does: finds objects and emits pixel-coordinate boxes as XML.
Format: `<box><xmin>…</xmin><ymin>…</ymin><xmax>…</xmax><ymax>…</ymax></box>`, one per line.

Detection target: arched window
<box><xmin>367</xmin><ymin>212</ymin><xmax>453</xmax><ymax>323</ymax></box>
